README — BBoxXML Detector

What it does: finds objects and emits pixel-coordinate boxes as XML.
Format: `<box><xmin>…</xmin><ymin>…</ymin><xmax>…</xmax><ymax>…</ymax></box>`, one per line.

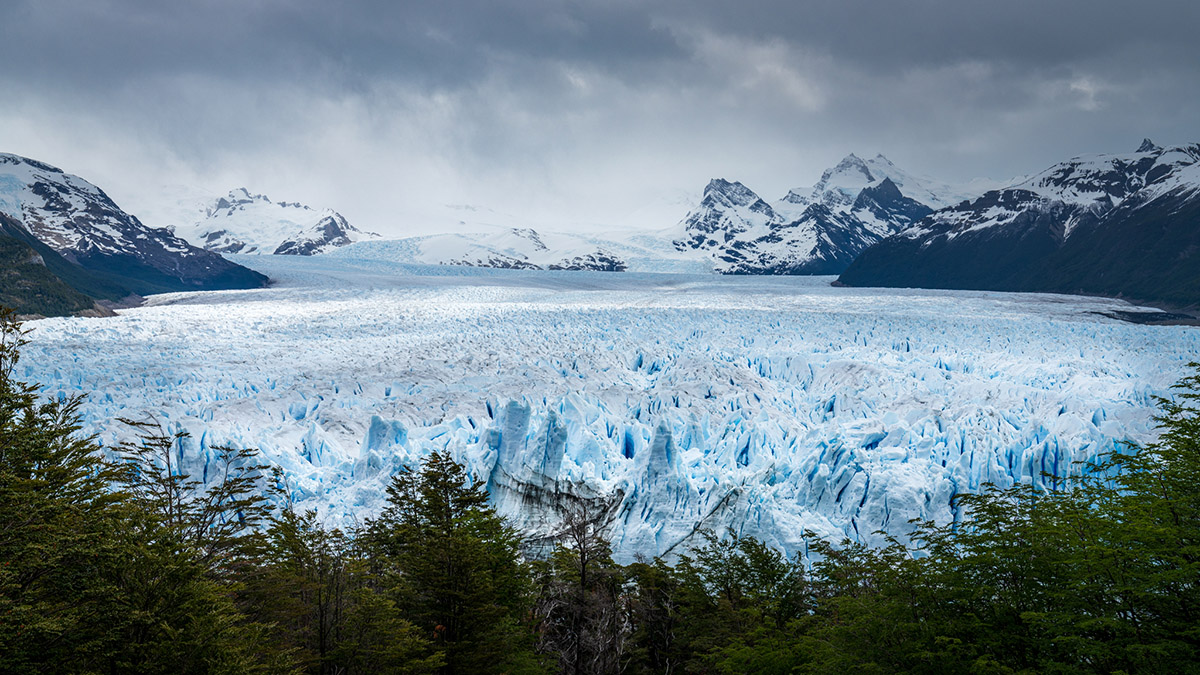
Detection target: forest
<box><xmin>2</xmin><ymin>306</ymin><xmax>1197</xmax><ymax>674</ymax></box>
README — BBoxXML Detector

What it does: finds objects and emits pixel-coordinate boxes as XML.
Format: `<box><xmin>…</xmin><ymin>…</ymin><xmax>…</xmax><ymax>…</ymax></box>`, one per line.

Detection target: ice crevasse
<box><xmin>20</xmin><ymin>262</ymin><xmax>1199</xmax><ymax>561</ymax></box>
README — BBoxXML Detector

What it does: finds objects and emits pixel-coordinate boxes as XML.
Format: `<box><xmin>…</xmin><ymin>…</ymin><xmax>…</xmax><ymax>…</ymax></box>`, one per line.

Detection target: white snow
<box><xmin>899</xmin><ymin>143</ymin><xmax>1200</xmax><ymax>241</ymax></box>
<box><xmin>21</xmin><ymin>254</ymin><xmax>1200</xmax><ymax>561</ymax></box>
<box><xmin>332</xmin><ymin>227</ymin><xmax>712</xmax><ymax>273</ymax></box>
<box><xmin>171</xmin><ymin>188</ymin><xmax>377</xmax><ymax>255</ymax></box>
<box><xmin>0</xmin><ymin>153</ymin><xmax>117</xmax><ymax>250</ymax></box>
<box><xmin>785</xmin><ymin>154</ymin><xmax>997</xmax><ymax>212</ymax></box>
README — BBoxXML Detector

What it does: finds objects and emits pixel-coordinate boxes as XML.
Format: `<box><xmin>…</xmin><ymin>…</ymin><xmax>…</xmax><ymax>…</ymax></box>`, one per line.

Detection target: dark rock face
<box><xmin>853</xmin><ymin>178</ymin><xmax>934</xmax><ymax>228</ymax></box>
<box><xmin>675</xmin><ymin>171</ymin><xmax>939</xmax><ymax>276</ymax></box>
<box><xmin>0</xmin><ymin>154</ymin><xmax>268</xmax><ymax>295</ymax></box>
<box><xmin>202</xmin><ymin>229</ymin><xmax>251</xmax><ymax>254</ymax></box>
<box><xmin>547</xmin><ymin>252</ymin><xmax>628</xmax><ymax>272</ymax></box>
<box><xmin>449</xmin><ymin>256</ymin><xmax>541</xmax><ymax>271</ymax></box>
<box><xmin>838</xmin><ymin>143</ymin><xmax>1200</xmax><ymax>306</ymax></box>
<box><xmin>449</xmin><ymin>250</ymin><xmax>628</xmax><ymax>272</ymax></box>
<box><xmin>274</xmin><ymin>214</ymin><xmax>357</xmax><ymax>255</ymax></box>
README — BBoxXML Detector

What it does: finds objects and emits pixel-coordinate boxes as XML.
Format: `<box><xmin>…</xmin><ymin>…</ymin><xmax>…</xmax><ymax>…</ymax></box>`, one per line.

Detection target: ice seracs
<box><xmin>22</xmin><ymin>255</ymin><xmax>1199</xmax><ymax>561</ymax></box>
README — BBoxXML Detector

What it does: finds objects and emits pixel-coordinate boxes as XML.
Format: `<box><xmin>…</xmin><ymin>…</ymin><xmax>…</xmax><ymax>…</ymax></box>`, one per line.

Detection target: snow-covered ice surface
<box><xmin>21</xmin><ymin>255</ymin><xmax>1200</xmax><ymax>561</ymax></box>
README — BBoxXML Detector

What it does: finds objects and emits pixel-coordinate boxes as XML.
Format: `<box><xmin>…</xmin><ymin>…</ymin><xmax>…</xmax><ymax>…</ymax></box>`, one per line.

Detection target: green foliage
<box><xmin>114</xmin><ymin>419</ymin><xmax>274</xmax><ymax>574</ymax></box>
<box><xmin>102</xmin><ymin>423</ymin><xmax>285</xmax><ymax>673</ymax></box>
<box><xmin>0</xmin><ymin>309</ymin><xmax>287</xmax><ymax>673</ymax></box>
<box><xmin>0</xmin><ymin>307</ymin><xmax>125</xmax><ymax>669</ymax></box>
<box><xmin>364</xmin><ymin>450</ymin><xmax>545</xmax><ymax>674</ymax></box>
<box><xmin>668</xmin><ymin>532</ymin><xmax>810</xmax><ymax>674</ymax></box>
<box><xmin>0</xmin><ymin>233</ymin><xmax>97</xmax><ymax>316</ymax></box>
<box><xmin>243</xmin><ymin>502</ymin><xmax>441</xmax><ymax>674</ymax></box>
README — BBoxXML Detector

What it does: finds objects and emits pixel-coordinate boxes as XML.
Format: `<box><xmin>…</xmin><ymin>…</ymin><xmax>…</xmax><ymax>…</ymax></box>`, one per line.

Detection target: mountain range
<box><xmin>672</xmin><ymin>154</ymin><xmax>968</xmax><ymax>275</ymax></box>
<box><xmin>838</xmin><ymin>140</ymin><xmax>1200</xmax><ymax>307</ymax></box>
<box><xmin>0</xmin><ymin>153</ymin><xmax>267</xmax><ymax>316</ymax></box>
<box><xmin>171</xmin><ymin>188</ymin><xmax>379</xmax><ymax>256</ymax></box>
<box><xmin>5</xmin><ymin>138</ymin><xmax>1199</xmax><ymax>316</ymax></box>
<box><xmin>333</xmin><ymin>153</ymin><xmax>980</xmax><ymax>275</ymax></box>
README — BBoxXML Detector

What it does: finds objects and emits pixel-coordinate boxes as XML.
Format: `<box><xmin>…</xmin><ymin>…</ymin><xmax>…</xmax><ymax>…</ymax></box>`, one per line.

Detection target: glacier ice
<box><xmin>20</xmin><ymin>254</ymin><xmax>1200</xmax><ymax>561</ymax></box>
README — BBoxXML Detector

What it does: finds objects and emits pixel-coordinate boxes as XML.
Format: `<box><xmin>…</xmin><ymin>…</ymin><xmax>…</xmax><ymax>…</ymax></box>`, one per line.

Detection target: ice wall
<box><xmin>21</xmin><ymin>257</ymin><xmax>1200</xmax><ymax>561</ymax></box>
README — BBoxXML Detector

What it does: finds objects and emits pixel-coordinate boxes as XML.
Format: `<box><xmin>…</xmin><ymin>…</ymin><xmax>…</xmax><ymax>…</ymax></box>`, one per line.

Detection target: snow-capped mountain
<box><xmin>318</xmin><ymin>155</ymin><xmax>974</xmax><ymax>277</ymax></box>
<box><xmin>0</xmin><ymin>154</ymin><xmax>267</xmax><ymax>297</ymax></box>
<box><xmin>175</xmin><ymin>188</ymin><xmax>378</xmax><ymax>256</ymax></box>
<box><xmin>330</xmin><ymin>227</ymin><xmax>712</xmax><ymax>273</ymax></box>
<box><xmin>839</xmin><ymin>140</ymin><xmax>1200</xmax><ymax>306</ymax></box>
<box><xmin>674</xmin><ymin>154</ymin><xmax>962</xmax><ymax>275</ymax></box>
<box><xmin>781</xmin><ymin>153</ymin><xmax>978</xmax><ymax>212</ymax></box>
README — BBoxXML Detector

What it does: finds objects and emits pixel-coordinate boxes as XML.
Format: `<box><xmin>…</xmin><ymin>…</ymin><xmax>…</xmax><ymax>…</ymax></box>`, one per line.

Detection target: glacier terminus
<box><xmin>20</xmin><ymin>255</ymin><xmax>1200</xmax><ymax>561</ymax></box>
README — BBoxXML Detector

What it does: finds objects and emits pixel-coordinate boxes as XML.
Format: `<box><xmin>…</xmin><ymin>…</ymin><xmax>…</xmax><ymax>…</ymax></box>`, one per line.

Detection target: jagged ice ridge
<box><xmin>21</xmin><ymin>255</ymin><xmax>1200</xmax><ymax>561</ymax></box>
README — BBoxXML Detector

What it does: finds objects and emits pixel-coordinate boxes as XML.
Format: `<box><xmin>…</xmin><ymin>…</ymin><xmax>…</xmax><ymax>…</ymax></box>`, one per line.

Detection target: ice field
<box><xmin>21</xmin><ymin>255</ymin><xmax>1200</xmax><ymax>560</ymax></box>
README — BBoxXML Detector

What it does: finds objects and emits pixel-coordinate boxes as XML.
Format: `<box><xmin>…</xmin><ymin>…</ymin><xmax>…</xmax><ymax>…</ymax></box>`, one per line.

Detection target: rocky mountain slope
<box><xmin>838</xmin><ymin>141</ymin><xmax>1200</xmax><ymax>306</ymax></box>
<box><xmin>674</xmin><ymin>154</ymin><xmax>970</xmax><ymax>275</ymax></box>
<box><xmin>174</xmin><ymin>188</ymin><xmax>377</xmax><ymax>256</ymax></box>
<box><xmin>0</xmin><ymin>154</ymin><xmax>267</xmax><ymax>302</ymax></box>
<box><xmin>360</xmin><ymin>154</ymin><xmax>972</xmax><ymax>275</ymax></box>
<box><xmin>0</xmin><ymin>214</ymin><xmax>102</xmax><ymax>317</ymax></box>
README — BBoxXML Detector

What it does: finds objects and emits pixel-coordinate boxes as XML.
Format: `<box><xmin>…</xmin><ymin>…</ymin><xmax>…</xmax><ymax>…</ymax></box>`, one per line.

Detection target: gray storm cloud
<box><xmin>0</xmin><ymin>0</ymin><xmax>1196</xmax><ymax>235</ymax></box>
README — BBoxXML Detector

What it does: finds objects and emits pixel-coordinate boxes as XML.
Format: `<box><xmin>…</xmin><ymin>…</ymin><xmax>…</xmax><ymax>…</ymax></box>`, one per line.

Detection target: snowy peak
<box><xmin>207</xmin><ymin>187</ymin><xmax>315</xmax><ymax>219</ymax></box>
<box><xmin>0</xmin><ymin>152</ymin><xmax>266</xmax><ymax>295</ymax></box>
<box><xmin>0</xmin><ymin>153</ymin><xmax>136</xmax><ymax>253</ymax></box>
<box><xmin>177</xmin><ymin>189</ymin><xmax>378</xmax><ymax>256</ymax></box>
<box><xmin>702</xmin><ymin>178</ymin><xmax>775</xmax><ymax>213</ymax></box>
<box><xmin>273</xmin><ymin>212</ymin><xmax>364</xmax><ymax>256</ymax></box>
<box><xmin>842</xmin><ymin>141</ymin><xmax>1200</xmax><ymax>306</ymax></box>
<box><xmin>793</xmin><ymin>153</ymin><xmax>970</xmax><ymax>211</ymax></box>
<box><xmin>1137</xmin><ymin>138</ymin><xmax>1162</xmax><ymax>154</ymax></box>
<box><xmin>1014</xmin><ymin>142</ymin><xmax>1200</xmax><ymax>208</ymax></box>
<box><xmin>812</xmin><ymin>153</ymin><xmax>876</xmax><ymax>203</ymax></box>
<box><xmin>675</xmin><ymin>154</ymin><xmax>957</xmax><ymax>275</ymax></box>
<box><xmin>677</xmin><ymin>180</ymin><xmax>778</xmax><ymax>248</ymax></box>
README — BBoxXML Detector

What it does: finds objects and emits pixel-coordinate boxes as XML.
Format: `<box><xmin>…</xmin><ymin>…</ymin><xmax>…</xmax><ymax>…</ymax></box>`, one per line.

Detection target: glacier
<box><xmin>19</xmin><ymin>254</ymin><xmax>1200</xmax><ymax>561</ymax></box>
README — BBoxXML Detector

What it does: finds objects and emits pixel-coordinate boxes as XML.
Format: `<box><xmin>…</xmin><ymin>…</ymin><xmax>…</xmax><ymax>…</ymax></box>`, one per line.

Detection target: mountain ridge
<box><xmin>174</xmin><ymin>187</ymin><xmax>379</xmax><ymax>256</ymax></box>
<box><xmin>672</xmin><ymin>154</ymin><xmax>956</xmax><ymax>275</ymax></box>
<box><xmin>0</xmin><ymin>153</ymin><xmax>267</xmax><ymax>316</ymax></box>
<box><xmin>838</xmin><ymin>141</ymin><xmax>1200</xmax><ymax>307</ymax></box>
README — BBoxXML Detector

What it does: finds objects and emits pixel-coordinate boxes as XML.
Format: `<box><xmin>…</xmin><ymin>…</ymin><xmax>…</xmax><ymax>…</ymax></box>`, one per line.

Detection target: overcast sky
<box><xmin>1</xmin><ymin>0</ymin><xmax>1197</xmax><ymax>235</ymax></box>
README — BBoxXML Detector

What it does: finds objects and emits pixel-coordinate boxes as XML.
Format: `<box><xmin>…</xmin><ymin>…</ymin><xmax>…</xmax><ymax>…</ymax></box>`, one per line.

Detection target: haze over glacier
<box><xmin>21</xmin><ymin>255</ymin><xmax>1200</xmax><ymax>560</ymax></box>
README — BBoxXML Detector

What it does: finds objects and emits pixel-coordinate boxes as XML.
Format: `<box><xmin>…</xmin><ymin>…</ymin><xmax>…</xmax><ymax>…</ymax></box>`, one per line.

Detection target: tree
<box><xmin>532</xmin><ymin>500</ymin><xmax>629</xmax><ymax>675</ymax></box>
<box><xmin>244</xmin><ymin>502</ymin><xmax>442</xmax><ymax>675</ymax></box>
<box><xmin>104</xmin><ymin>421</ymin><xmax>286</xmax><ymax>673</ymax></box>
<box><xmin>113</xmin><ymin>419</ymin><xmax>273</xmax><ymax>575</ymax></box>
<box><xmin>364</xmin><ymin>450</ymin><xmax>544</xmax><ymax>674</ymax></box>
<box><xmin>670</xmin><ymin>532</ymin><xmax>811</xmax><ymax>674</ymax></box>
<box><xmin>0</xmin><ymin>308</ymin><xmax>127</xmax><ymax>671</ymax></box>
